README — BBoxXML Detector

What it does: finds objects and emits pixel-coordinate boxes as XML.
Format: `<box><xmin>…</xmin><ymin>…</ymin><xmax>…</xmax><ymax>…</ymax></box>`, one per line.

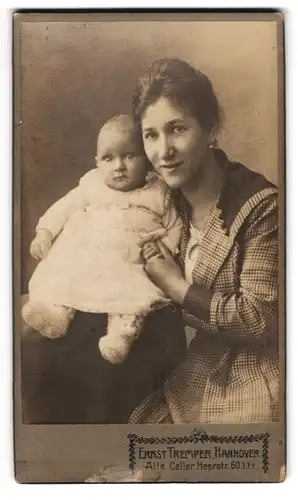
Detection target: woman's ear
<box><xmin>207</xmin><ymin>129</ymin><xmax>218</xmax><ymax>149</ymax></box>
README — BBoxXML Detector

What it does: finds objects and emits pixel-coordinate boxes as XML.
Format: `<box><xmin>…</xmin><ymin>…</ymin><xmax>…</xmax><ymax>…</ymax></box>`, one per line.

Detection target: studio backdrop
<box><xmin>19</xmin><ymin>20</ymin><xmax>279</xmax><ymax>291</ymax></box>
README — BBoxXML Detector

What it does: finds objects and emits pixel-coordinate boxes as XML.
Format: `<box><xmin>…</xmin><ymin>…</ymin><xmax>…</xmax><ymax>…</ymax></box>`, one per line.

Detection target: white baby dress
<box><xmin>28</xmin><ymin>169</ymin><xmax>182</xmax><ymax>315</ymax></box>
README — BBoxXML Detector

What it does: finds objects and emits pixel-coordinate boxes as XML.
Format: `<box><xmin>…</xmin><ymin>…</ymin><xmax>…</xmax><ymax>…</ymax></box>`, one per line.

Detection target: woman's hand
<box><xmin>142</xmin><ymin>240</ymin><xmax>190</xmax><ymax>305</ymax></box>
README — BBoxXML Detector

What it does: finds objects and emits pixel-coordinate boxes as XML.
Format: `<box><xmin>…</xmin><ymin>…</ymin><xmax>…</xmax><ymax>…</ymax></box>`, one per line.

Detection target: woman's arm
<box><xmin>183</xmin><ymin>194</ymin><xmax>278</xmax><ymax>345</ymax></box>
<box><xmin>143</xmin><ymin>194</ymin><xmax>278</xmax><ymax>346</ymax></box>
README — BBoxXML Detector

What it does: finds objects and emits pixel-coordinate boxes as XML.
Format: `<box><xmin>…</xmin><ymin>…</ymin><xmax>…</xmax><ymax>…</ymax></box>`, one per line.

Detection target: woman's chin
<box><xmin>162</xmin><ymin>175</ymin><xmax>187</xmax><ymax>189</ymax></box>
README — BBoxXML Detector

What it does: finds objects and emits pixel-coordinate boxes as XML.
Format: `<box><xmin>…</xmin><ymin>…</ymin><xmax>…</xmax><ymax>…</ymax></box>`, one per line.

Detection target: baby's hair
<box><xmin>97</xmin><ymin>114</ymin><xmax>143</xmax><ymax>151</ymax></box>
<box><xmin>101</xmin><ymin>114</ymin><xmax>136</xmax><ymax>131</ymax></box>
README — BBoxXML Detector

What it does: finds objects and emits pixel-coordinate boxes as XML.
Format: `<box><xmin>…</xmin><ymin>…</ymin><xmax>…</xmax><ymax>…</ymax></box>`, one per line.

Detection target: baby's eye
<box><xmin>125</xmin><ymin>152</ymin><xmax>136</xmax><ymax>159</ymax></box>
<box><xmin>102</xmin><ymin>155</ymin><xmax>113</xmax><ymax>162</ymax></box>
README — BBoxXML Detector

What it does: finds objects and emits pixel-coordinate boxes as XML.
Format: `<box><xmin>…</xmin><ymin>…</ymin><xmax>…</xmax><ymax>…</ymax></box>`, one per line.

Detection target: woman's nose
<box><xmin>158</xmin><ymin>136</ymin><xmax>175</xmax><ymax>160</ymax></box>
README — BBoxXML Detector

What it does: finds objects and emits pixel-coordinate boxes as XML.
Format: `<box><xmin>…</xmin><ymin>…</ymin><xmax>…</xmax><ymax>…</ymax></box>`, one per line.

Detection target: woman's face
<box><xmin>141</xmin><ymin>96</ymin><xmax>210</xmax><ymax>190</ymax></box>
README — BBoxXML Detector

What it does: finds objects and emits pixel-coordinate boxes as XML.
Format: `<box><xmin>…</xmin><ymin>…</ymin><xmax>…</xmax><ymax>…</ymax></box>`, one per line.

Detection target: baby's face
<box><xmin>96</xmin><ymin>125</ymin><xmax>149</xmax><ymax>192</ymax></box>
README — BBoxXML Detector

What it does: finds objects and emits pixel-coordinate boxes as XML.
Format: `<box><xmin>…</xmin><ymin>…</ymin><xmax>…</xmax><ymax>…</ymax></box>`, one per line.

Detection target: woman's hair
<box><xmin>132</xmin><ymin>58</ymin><xmax>224</xmax><ymax>137</ymax></box>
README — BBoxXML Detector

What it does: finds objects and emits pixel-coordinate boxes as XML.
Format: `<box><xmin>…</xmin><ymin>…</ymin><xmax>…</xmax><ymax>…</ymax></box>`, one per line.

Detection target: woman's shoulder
<box><xmin>216</xmin><ymin>150</ymin><xmax>278</xmax><ymax>232</ymax></box>
<box><xmin>217</xmin><ymin>149</ymin><xmax>277</xmax><ymax>191</ymax></box>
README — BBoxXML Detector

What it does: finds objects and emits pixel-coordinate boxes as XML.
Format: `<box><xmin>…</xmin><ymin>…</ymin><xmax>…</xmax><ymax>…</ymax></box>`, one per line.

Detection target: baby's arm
<box><xmin>138</xmin><ymin>190</ymin><xmax>182</xmax><ymax>253</ymax></box>
<box><xmin>37</xmin><ymin>186</ymin><xmax>85</xmax><ymax>237</ymax></box>
<box><xmin>31</xmin><ymin>185</ymin><xmax>85</xmax><ymax>259</ymax></box>
<box><xmin>30</xmin><ymin>228</ymin><xmax>53</xmax><ymax>260</ymax></box>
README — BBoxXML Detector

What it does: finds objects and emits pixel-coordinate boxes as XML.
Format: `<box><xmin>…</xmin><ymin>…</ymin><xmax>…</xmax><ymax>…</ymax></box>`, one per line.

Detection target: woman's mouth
<box><xmin>161</xmin><ymin>162</ymin><xmax>183</xmax><ymax>173</ymax></box>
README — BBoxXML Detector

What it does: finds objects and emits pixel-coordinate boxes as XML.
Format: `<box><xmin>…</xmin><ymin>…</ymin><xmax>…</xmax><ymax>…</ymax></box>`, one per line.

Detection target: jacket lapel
<box><xmin>175</xmin><ymin>149</ymin><xmax>277</xmax><ymax>290</ymax></box>
<box><xmin>177</xmin><ymin>194</ymin><xmax>190</xmax><ymax>268</ymax></box>
<box><xmin>191</xmin><ymin>205</ymin><xmax>234</xmax><ymax>289</ymax></box>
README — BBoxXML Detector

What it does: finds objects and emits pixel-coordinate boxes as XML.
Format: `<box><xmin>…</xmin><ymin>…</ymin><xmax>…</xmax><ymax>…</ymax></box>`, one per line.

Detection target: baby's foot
<box><xmin>22</xmin><ymin>302</ymin><xmax>71</xmax><ymax>339</ymax></box>
<box><xmin>98</xmin><ymin>336</ymin><xmax>129</xmax><ymax>364</ymax></box>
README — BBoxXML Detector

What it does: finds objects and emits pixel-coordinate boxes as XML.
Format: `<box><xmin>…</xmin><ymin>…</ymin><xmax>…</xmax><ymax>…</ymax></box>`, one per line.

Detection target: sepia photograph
<box><xmin>13</xmin><ymin>11</ymin><xmax>285</xmax><ymax>483</ymax></box>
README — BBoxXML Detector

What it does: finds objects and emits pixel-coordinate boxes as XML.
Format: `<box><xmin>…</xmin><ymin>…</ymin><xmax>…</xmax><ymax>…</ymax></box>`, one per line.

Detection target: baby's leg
<box><xmin>22</xmin><ymin>299</ymin><xmax>75</xmax><ymax>339</ymax></box>
<box><xmin>99</xmin><ymin>314</ymin><xmax>145</xmax><ymax>364</ymax></box>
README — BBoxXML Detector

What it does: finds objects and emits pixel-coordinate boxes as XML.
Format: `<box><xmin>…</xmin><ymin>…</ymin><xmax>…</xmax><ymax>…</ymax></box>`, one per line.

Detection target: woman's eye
<box><xmin>173</xmin><ymin>125</ymin><xmax>186</xmax><ymax>134</ymax></box>
<box><xmin>143</xmin><ymin>131</ymin><xmax>157</xmax><ymax>140</ymax></box>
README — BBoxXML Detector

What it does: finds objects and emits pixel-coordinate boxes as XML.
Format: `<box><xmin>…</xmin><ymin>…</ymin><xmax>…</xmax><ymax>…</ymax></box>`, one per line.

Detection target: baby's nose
<box><xmin>114</xmin><ymin>159</ymin><xmax>126</xmax><ymax>171</ymax></box>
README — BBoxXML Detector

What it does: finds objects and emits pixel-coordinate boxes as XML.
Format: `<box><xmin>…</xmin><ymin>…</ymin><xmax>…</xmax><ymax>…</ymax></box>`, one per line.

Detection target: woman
<box><xmin>129</xmin><ymin>58</ymin><xmax>279</xmax><ymax>424</ymax></box>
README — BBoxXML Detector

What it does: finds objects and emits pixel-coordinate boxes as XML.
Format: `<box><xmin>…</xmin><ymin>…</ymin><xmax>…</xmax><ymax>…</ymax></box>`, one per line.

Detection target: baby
<box><xmin>22</xmin><ymin>114</ymin><xmax>182</xmax><ymax>364</ymax></box>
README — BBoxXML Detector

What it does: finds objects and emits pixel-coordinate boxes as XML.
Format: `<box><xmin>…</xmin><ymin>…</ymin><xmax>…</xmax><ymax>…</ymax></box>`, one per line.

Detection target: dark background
<box><xmin>19</xmin><ymin>20</ymin><xmax>279</xmax><ymax>292</ymax></box>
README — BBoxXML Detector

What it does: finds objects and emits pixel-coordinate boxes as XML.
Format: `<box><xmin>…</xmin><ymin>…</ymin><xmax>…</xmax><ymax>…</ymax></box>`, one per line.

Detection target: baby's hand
<box><xmin>139</xmin><ymin>228</ymin><xmax>167</xmax><ymax>245</ymax></box>
<box><xmin>30</xmin><ymin>229</ymin><xmax>53</xmax><ymax>260</ymax></box>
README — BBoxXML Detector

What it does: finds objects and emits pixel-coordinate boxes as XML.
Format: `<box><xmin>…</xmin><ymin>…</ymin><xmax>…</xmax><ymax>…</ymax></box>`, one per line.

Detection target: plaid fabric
<box><xmin>129</xmin><ymin>158</ymin><xmax>280</xmax><ymax>424</ymax></box>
